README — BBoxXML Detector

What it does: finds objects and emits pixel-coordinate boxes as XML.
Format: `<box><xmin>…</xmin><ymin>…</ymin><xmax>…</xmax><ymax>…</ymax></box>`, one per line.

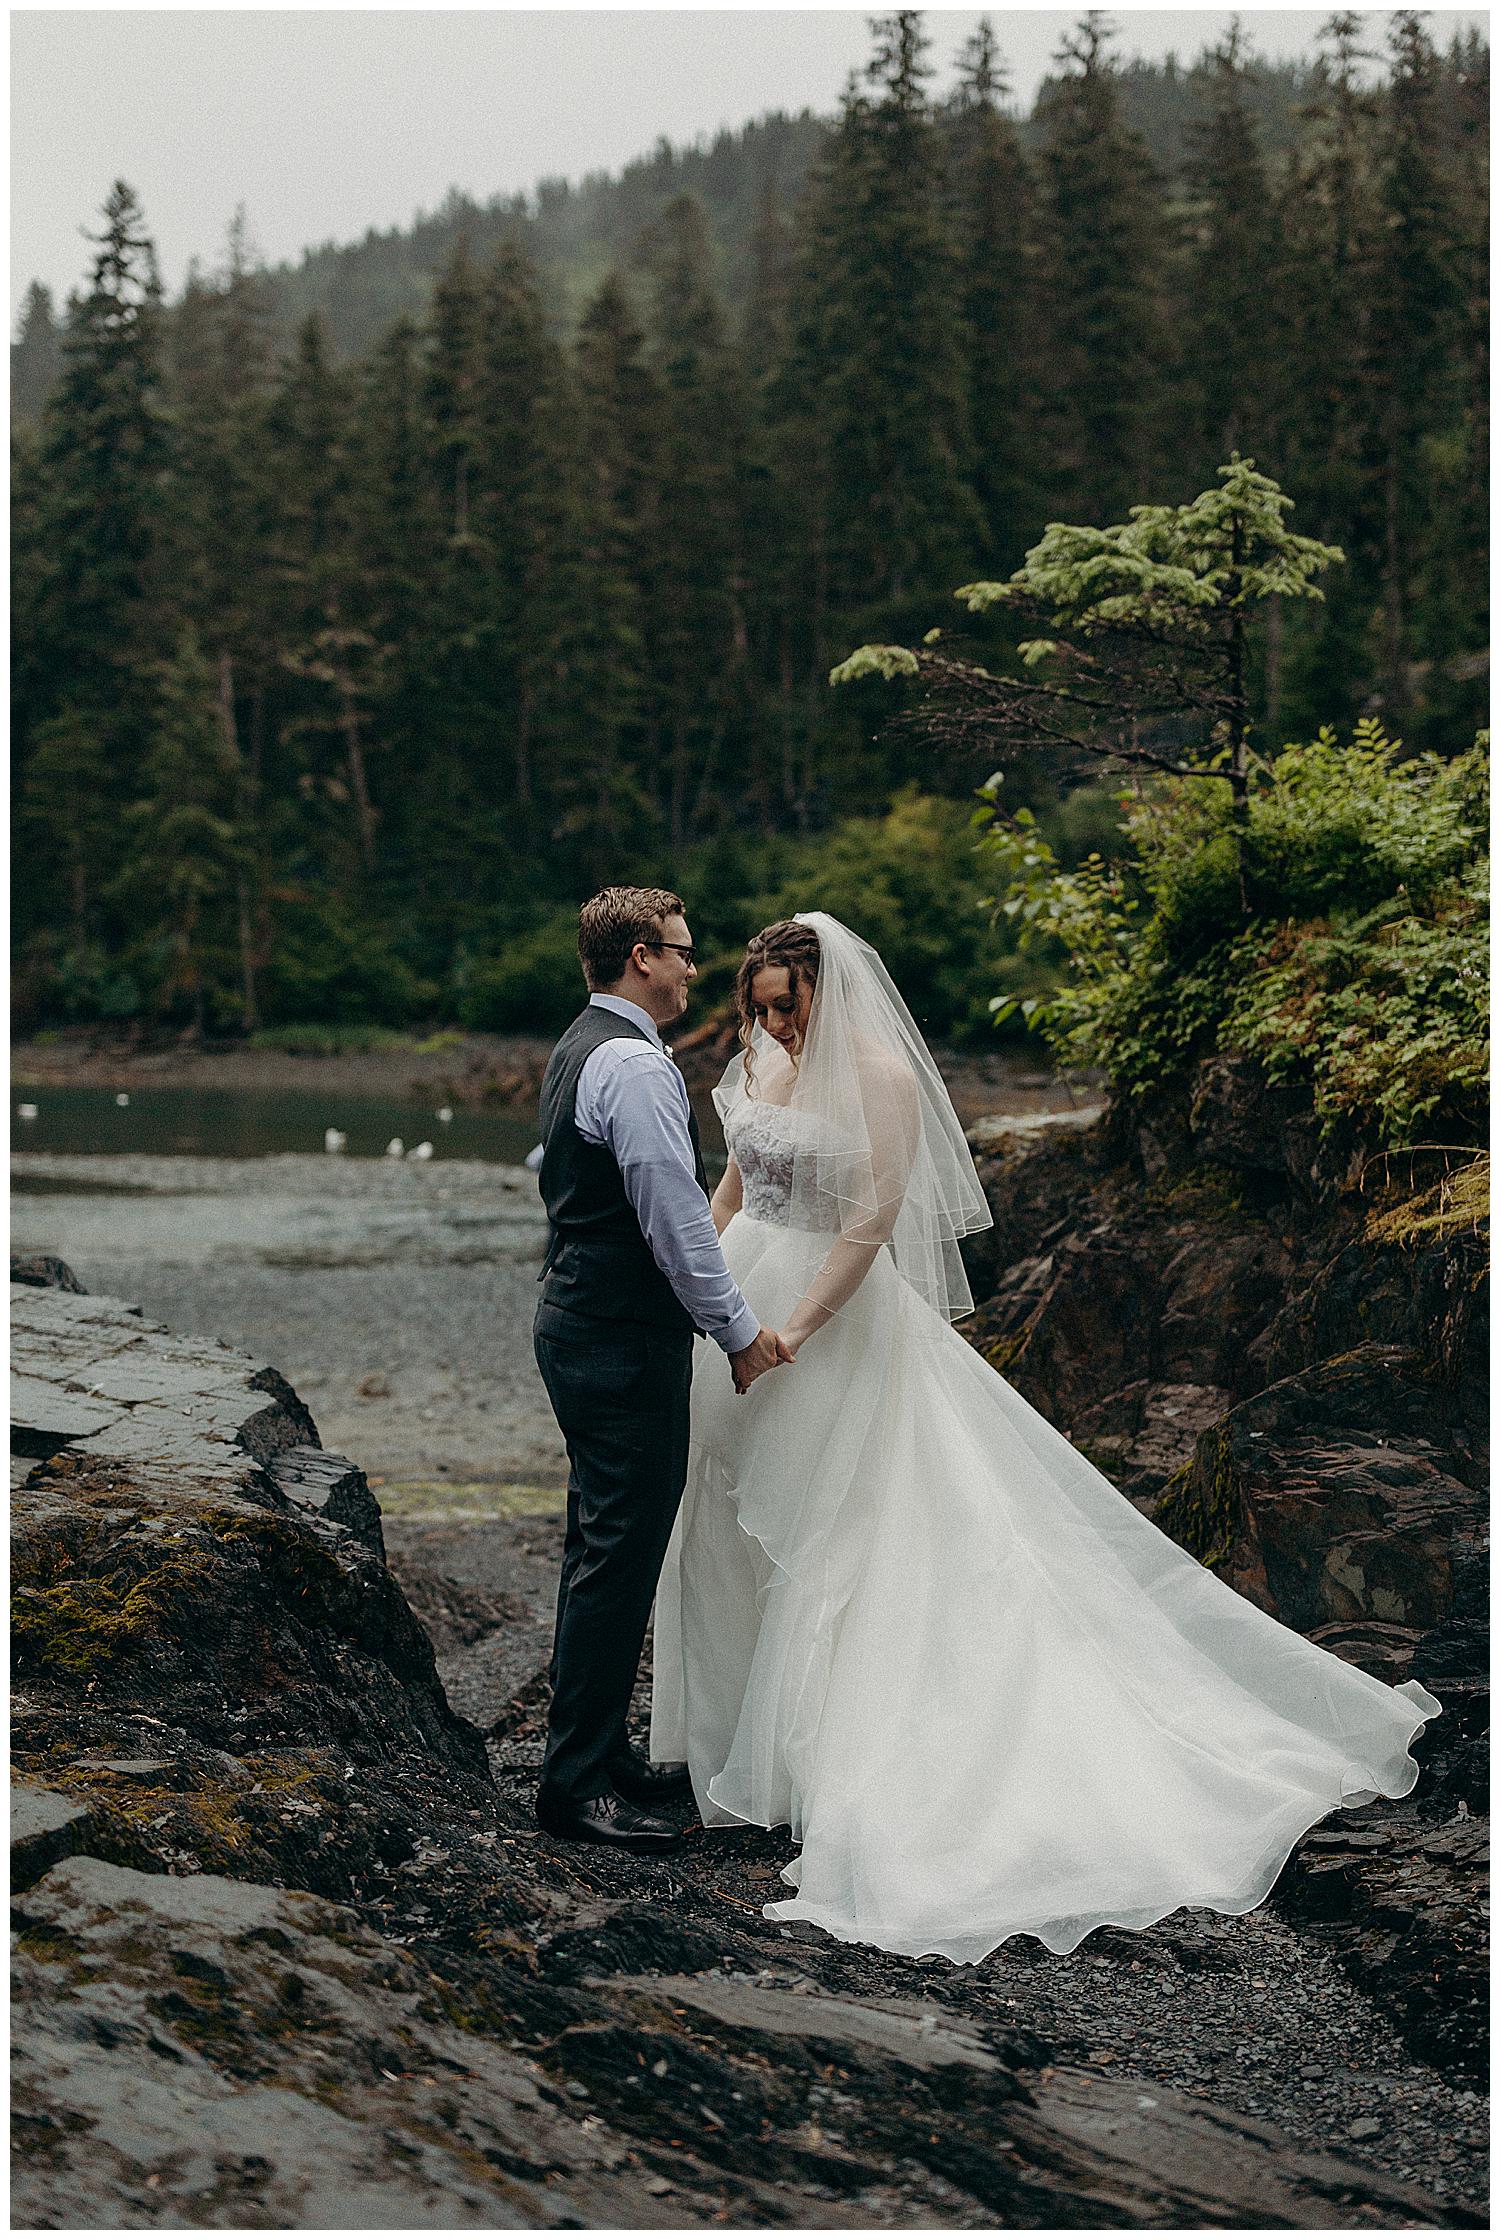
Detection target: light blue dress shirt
<box><xmin>573</xmin><ymin>994</ymin><xmax>760</xmax><ymax>1355</ymax></box>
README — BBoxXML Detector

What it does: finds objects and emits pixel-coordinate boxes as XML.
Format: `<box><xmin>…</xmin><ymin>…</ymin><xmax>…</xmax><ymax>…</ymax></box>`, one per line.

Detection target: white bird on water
<box><xmin>385</xmin><ymin>1137</ymin><xmax>405</xmax><ymax>1158</ymax></box>
<box><xmin>436</xmin><ymin>1106</ymin><xmax>454</xmax><ymax>1124</ymax></box>
<box><xmin>115</xmin><ymin>1093</ymin><xmax>130</xmax><ymax>1107</ymax></box>
<box><xmin>409</xmin><ymin>1141</ymin><xmax>434</xmax><ymax>1160</ymax></box>
<box><xmin>324</xmin><ymin>1127</ymin><xmax>348</xmax><ymax>1154</ymax></box>
<box><xmin>17</xmin><ymin>1104</ymin><xmax>38</xmax><ymax>1121</ymax></box>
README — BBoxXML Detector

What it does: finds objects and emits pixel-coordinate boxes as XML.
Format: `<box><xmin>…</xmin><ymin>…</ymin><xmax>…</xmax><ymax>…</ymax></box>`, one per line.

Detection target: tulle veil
<box><xmin>712</xmin><ymin>910</ymin><xmax>993</xmax><ymax>1320</ymax></box>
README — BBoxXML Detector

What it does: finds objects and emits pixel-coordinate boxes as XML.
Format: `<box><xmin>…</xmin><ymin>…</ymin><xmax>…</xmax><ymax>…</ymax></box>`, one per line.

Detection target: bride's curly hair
<box><xmin>734</xmin><ymin>918</ymin><xmax>822</xmax><ymax>1090</ymax></box>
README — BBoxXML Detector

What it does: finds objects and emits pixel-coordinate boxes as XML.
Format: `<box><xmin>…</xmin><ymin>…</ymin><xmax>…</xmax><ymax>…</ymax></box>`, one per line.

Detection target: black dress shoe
<box><xmin>535</xmin><ymin>1785</ymin><xmax>682</xmax><ymax>1853</ymax></box>
<box><xmin>608</xmin><ymin>1746</ymin><xmax>693</xmax><ymax>1805</ymax></box>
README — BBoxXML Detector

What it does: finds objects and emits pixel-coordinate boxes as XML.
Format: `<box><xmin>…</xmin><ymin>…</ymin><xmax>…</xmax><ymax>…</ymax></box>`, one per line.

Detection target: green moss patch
<box><xmin>1151</xmin><ymin>1429</ymin><xmax>1243</xmax><ymax>1570</ymax></box>
<box><xmin>1365</xmin><ymin>1154</ymin><xmax>1489</xmax><ymax>1249</ymax></box>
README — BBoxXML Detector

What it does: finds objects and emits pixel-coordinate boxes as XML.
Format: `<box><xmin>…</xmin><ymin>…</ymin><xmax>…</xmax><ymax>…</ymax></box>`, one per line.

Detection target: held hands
<box><xmin>729</xmin><ymin>1326</ymin><xmax>797</xmax><ymax>1395</ymax></box>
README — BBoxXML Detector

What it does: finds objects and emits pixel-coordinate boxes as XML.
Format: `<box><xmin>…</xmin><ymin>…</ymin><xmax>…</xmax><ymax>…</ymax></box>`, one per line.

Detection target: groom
<box><xmin>531</xmin><ymin>886</ymin><xmax>790</xmax><ymax>1853</ymax></box>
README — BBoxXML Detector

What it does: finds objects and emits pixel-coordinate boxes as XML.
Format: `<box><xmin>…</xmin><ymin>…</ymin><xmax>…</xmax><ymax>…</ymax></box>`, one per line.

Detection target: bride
<box><xmin>650</xmin><ymin>911</ymin><xmax>1441</xmax><ymax>1962</ymax></box>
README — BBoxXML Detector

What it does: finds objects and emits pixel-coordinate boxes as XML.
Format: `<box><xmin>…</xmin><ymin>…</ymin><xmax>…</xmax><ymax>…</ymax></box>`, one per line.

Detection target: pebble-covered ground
<box><xmin>384</xmin><ymin>1497</ymin><xmax>1489</xmax><ymax>2222</ymax></box>
<box><xmin>949</xmin><ymin>1906</ymin><xmax>1487</xmax><ymax>2199</ymax></box>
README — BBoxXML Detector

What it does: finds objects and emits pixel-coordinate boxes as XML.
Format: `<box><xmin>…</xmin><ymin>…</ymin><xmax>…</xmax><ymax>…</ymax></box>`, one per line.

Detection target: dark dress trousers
<box><xmin>533</xmin><ymin>1005</ymin><xmax>709</xmax><ymax>1805</ymax></box>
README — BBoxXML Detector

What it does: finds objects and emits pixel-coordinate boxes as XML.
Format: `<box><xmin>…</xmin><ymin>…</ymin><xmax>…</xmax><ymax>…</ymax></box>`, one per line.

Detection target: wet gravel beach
<box><xmin>11</xmin><ymin>1149</ymin><xmax>567</xmax><ymax>1484</ymax></box>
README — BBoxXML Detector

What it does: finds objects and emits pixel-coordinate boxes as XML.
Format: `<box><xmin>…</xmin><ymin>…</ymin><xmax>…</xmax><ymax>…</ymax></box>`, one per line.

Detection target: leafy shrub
<box><xmin>455</xmin><ymin>909</ymin><xmax>584</xmax><ymax>1035</ymax></box>
<box><xmin>260</xmin><ymin>892</ymin><xmax>439</xmax><ymax>1026</ymax></box>
<box><xmin>980</xmin><ymin>722</ymin><xmax>1488</xmax><ymax>1147</ymax></box>
<box><xmin>1225</xmin><ymin>869</ymin><xmax>1488</xmax><ymax>1145</ymax></box>
<box><xmin>448</xmin><ymin>790</ymin><xmax>1098</xmax><ymax>1047</ymax></box>
<box><xmin>14</xmin><ymin>936</ymin><xmax>143</xmax><ymax>1025</ymax></box>
<box><xmin>680</xmin><ymin>788</ymin><xmax>1029</xmax><ymax>1045</ymax></box>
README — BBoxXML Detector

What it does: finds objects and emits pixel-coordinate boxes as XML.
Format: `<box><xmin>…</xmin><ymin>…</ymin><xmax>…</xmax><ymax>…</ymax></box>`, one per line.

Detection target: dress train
<box><xmin>651</xmin><ymin>1209</ymin><xmax>1440</xmax><ymax>1963</ymax></box>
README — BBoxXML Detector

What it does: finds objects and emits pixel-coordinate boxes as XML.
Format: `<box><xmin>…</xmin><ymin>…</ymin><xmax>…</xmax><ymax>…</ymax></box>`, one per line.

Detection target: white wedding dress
<box><xmin>650</xmin><ymin>964</ymin><xmax>1441</xmax><ymax>1963</ymax></box>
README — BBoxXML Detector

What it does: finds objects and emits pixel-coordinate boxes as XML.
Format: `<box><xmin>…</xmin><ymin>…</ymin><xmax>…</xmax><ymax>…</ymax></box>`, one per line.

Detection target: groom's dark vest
<box><xmin>536</xmin><ymin>1005</ymin><xmax>708</xmax><ymax>1332</ymax></box>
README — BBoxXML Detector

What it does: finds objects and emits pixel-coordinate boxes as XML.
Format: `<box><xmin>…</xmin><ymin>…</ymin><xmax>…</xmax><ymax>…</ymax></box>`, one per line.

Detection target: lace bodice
<box><xmin>727</xmin><ymin>1098</ymin><xmax>845</xmax><ymax>1231</ymax></box>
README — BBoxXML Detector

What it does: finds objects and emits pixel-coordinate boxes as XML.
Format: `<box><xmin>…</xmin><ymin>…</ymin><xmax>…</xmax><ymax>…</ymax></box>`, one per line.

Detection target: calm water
<box><xmin>9</xmin><ymin>1083</ymin><xmax>728</xmax><ymax>1170</ymax></box>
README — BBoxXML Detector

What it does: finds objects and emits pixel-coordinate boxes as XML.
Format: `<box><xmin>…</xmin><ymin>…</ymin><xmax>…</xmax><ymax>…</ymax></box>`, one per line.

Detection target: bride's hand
<box><xmin>778</xmin><ymin>1310</ymin><xmax>825</xmax><ymax>1360</ymax></box>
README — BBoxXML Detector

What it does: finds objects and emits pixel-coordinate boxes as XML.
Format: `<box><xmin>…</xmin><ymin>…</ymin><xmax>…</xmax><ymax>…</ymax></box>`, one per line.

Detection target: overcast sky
<box><xmin>11</xmin><ymin>6</ymin><xmax>1488</xmax><ymax>327</ymax></box>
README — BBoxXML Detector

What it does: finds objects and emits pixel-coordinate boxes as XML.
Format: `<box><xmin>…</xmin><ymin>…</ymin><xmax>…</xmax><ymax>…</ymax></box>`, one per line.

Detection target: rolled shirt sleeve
<box><xmin>575</xmin><ymin>1039</ymin><xmax>761</xmax><ymax>1355</ymax></box>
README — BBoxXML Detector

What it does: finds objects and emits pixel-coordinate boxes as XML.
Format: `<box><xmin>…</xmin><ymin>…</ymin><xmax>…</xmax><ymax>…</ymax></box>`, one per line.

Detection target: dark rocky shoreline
<box><xmin>967</xmin><ymin>1057</ymin><xmax>1489</xmax><ymax>2087</ymax></box>
<box><xmin>10</xmin><ymin>1054</ymin><xmax>1489</xmax><ymax>2227</ymax></box>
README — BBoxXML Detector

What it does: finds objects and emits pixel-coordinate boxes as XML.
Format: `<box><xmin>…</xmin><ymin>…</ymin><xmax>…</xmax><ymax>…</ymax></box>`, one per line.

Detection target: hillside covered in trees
<box><xmin>11</xmin><ymin>10</ymin><xmax>1489</xmax><ymax>1041</ymax></box>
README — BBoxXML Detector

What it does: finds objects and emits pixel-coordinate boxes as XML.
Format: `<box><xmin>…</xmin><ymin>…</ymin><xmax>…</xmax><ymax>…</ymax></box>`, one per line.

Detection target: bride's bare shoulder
<box><xmin>849</xmin><ymin>1035</ymin><xmax>919</xmax><ymax>1097</ymax></box>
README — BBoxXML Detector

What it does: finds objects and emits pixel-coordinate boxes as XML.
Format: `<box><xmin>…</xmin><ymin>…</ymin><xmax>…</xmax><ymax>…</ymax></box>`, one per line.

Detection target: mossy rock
<box><xmin>1151</xmin><ymin>1427</ymin><xmax>1244</xmax><ymax>1572</ymax></box>
<box><xmin>1364</xmin><ymin>1154</ymin><xmax>1489</xmax><ymax>1250</ymax></box>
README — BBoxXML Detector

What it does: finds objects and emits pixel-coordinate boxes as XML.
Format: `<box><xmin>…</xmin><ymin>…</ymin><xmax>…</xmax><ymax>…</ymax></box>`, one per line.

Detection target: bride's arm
<box><xmin>780</xmin><ymin>1058</ymin><xmax>919</xmax><ymax>1355</ymax></box>
<box><xmin>709</xmin><ymin>1156</ymin><xmax>743</xmax><ymax>1237</ymax></box>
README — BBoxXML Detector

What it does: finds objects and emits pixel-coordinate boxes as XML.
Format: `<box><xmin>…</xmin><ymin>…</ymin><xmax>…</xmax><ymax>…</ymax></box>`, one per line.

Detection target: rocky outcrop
<box><xmin>968</xmin><ymin>1150</ymin><xmax>1299</xmax><ymax>1487</ymax></box>
<box><xmin>11</xmin><ymin>1283</ymin><xmax>493</xmax><ymax>1902</ymax></box>
<box><xmin>11</xmin><ymin>1784</ymin><xmax>96</xmax><ymax>1891</ymax></box>
<box><xmin>1276</xmin><ymin>1806</ymin><xmax>1488</xmax><ymax>2085</ymax></box>
<box><xmin>10</xmin><ymin>1249</ymin><xmax>86</xmax><ymax>1291</ymax></box>
<box><xmin>1259</xmin><ymin>1164</ymin><xmax>1490</xmax><ymax>1452</ymax></box>
<box><xmin>1147</xmin><ymin>1344</ymin><xmax>1482</xmax><ymax>1635</ymax></box>
<box><xmin>12</xmin><ymin>1841</ymin><xmax>1470</xmax><ymax>2233</ymax></box>
<box><xmin>970</xmin><ymin>1072</ymin><xmax>1487</xmax><ymax>1502</ymax></box>
<box><xmin>13</xmin><ymin>1279</ymin><xmax>1482</xmax><ymax>2227</ymax></box>
<box><xmin>12</xmin><ymin>1855</ymin><xmax>682</xmax><ymax>2231</ymax></box>
<box><xmin>265</xmin><ymin>1443</ymin><xmax>387</xmax><ymax>1557</ymax></box>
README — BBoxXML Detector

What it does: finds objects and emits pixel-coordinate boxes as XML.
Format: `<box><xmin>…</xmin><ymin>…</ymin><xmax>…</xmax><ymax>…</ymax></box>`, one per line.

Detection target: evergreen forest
<box><xmin>10</xmin><ymin>10</ymin><xmax>1489</xmax><ymax>1049</ymax></box>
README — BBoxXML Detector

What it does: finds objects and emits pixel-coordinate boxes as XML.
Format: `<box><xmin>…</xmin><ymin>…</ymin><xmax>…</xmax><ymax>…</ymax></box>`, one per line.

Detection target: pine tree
<box><xmin>948</xmin><ymin>18</ymin><xmax>1042</xmax><ymax>563</ymax></box>
<box><xmin>735</xmin><ymin>188</ymin><xmax>797</xmax><ymax>829</ymax></box>
<box><xmin>424</xmin><ymin>238</ymin><xmax>485</xmax><ymax>539</ymax></box>
<box><xmin>18</xmin><ymin>706</ymin><xmax>115</xmax><ymax>946</ymax></box>
<box><xmin>636</xmin><ymin>194</ymin><xmax>756</xmax><ymax>842</ymax></box>
<box><xmin>819</xmin><ymin>13</ymin><xmax>982</xmax><ymax>609</ymax></box>
<box><xmin>752</xmin><ymin>14</ymin><xmax>987</xmax><ymax>823</ymax></box>
<box><xmin>112</xmin><ymin>634</ymin><xmax>249</xmax><ymax>1031</ymax></box>
<box><xmin>760</xmin><ymin>144</ymin><xmax>844</xmax><ymax>818</ymax></box>
<box><xmin>23</xmin><ymin>183</ymin><xmax>171</xmax><ymax>731</ymax></box>
<box><xmin>473</xmin><ymin>235</ymin><xmax>570</xmax><ymax>819</ymax></box>
<box><xmin>1272</xmin><ymin>12</ymin><xmax>1382</xmax><ymax>727</ymax></box>
<box><xmin>357</xmin><ymin>315</ymin><xmax>438</xmax><ymax>671</ymax></box>
<box><xmin>344</xmin><ymin>314</ymin><xmax>447</xmax><ymax>949</ymax></box>
<box><xmin>1033</xmin><ymin>15</ymin><xmax>1171</xmax><ymax>521</ymax></box>
<box><xmin>264</xmin><ymin>316</ymin><xmax>382</xmax><ymax>880</ymax></box>
<box><xmin>412</xmin><ymin>241</ymin><xmax>498</xmax><ymax>919</ymax></box>
<box><xmin>1365</xmin><ymin>11</ymin><xmax>1470</xmax><ymax>733</ymax></box>
<box><xmin>373</xmin><ymin>247</ymin><xmax>520</xmax><ymax>966</ymax></box>
<box><xmin>556</xmin><ymin>272</ymin><xmax>658</xmax><ymax>868</ymax></box>
<box><xmin>11</xmin><ymin>282</ymin><xmax>62</xmax><ymax>419</ymax></box>
<box><xmin>162</xmin><ymin>214</ymin><xmax>281</xmax><ymax>1025</ymax></box>
<box><xmin>1183</xmin><ymin>24</ymin><xmax>1277</xmax><ymax>473</ymax></box>
<box><xmin>741</xmin><ymin>175</ymin><xmax>795</xmax><ymax>388</ymax></box>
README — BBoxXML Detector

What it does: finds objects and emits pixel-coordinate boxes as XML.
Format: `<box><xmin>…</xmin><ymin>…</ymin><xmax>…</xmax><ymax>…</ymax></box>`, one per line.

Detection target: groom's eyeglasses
<box><xmin>643</xmin><ymin>940</ymin><xmax>698</xmax><ymax>966</ymax></box>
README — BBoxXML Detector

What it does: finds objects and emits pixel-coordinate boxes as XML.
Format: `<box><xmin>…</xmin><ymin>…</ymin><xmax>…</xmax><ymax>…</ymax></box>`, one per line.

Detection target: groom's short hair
<box><xmin>578</xmin><ymin>886</ymin><xmax>686</xmax><ymax>989</ymax></box>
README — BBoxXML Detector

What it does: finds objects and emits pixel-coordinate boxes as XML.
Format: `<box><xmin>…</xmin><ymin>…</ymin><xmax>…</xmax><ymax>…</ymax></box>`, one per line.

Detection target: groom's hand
<box><xmin>729</xmin><ymin>1327</ymin><xmax>788</xmax><ymax>1394</ymax></box>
